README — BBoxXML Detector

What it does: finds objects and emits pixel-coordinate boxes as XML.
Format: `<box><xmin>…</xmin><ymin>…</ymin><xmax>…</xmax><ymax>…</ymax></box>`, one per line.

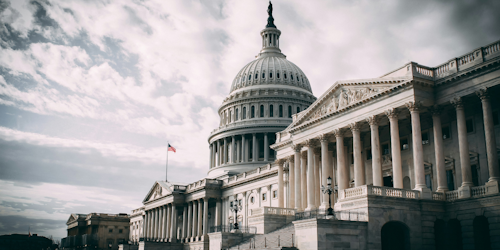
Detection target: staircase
<box><xmin>227</xmin><ymin>223</ymin><xmax>297</xmax><ymax>250</ymax></box>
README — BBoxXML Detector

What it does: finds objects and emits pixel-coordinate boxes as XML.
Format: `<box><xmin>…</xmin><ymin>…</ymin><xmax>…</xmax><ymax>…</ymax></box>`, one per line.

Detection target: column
<box><xmin>367</xmin><ymin>116</ymin><xmax>383</xmax><ymax>186</ymax></box>
<box><xmin>217</xmin><ymin>140</ymin><xmax>221</xmax><ymax>166</ymax></box>
<box><xmin>144</xmin><ymin>211</ymin><xmax>149</xmax><ymax>240</ymax></box>
<box><xmin>242</xmin><ymin>135</ymin><xmax>247</xmax><ymax>162</ymax></box>
<box><xmin>237</xmin><ymin>139</ymin><xmax>241</xmax><ymax>163</ymax></box>
<box><xmin>406</xmin><ymin>102</ymin><xmax>429</xmax><ymax>191</ymax></box>
<box><xmin>264</xmin><ymin>133</ymin><xmax>269</xmax><ymax>161</ymax></box>
<box><xmin>203</xmin><ymin>198</ymin><xmax>208</xmax><ymax>235</ymax></box>
<box><xmin>165</xmin><ymin>205</ymin><xmax>171</xmax><ymax>241</ymax></box>
<box><xmin>216</xmin><ymin>198</ymin><xmax>222</xmax><ymax>226</ymax></box>
<box><xmin>182</xmin><ymin>205</ymin><xmax>187</xmax><ymax>241</ymax></box>
<box><xmin>213</xmin><ymin>143</ymin><xmax>217</xmax><ymax>168</ymax></box>
<box><xmin>209</xmin><ymin>144</ymin><xmax>213</xmax><ymax>169</ymax></box>
<box><xmin>170</xmin><ymin>205</ymin><xmax>177</xmax><ymax>241</ymax></box>
<box><xmin>197</xmin><ymin>199</ymin><xmax>203</xmax><ymax>238</ymax></box>
<box><xmin>477</xmin><ymin>89</ymin><xmax>500</xmax><ymax>183</ymax></box>
<box><xmin>335</xmin><ymin>129</ymin><xmax>348</xmax><ymax>190</ymax></box>
<box><xmin>187</xmin><ymin>202</ymin><xmax>192</xmax><ymax>240</ymax></box>
<box><xmin>288</xmin><ymin>156</ymin><xmax>295</xmax><ymax>209</ymax></box>
<box><xmin>158</xmin><ymin>207</ymin><xmax>163</xmax><ymax>241</ymax></box>
<box><xmin>386</xmin><ymin>109</ymin><xmax>403</xmax><ymax>189</ymax></box>
<box><xmin>223</xmin><ymin>138</ymin><xmax>228</xmax><ymax>165</ymax></box>
<box><xmin>153</xmin><ymin>208</ymin><xmax>158</xmax><ymax>240</ymax></box>
<box><xmin>301</xmin><ymin>151</ymin><xmax>308</xmax><ymax>210</ymax></box>
<box><xmin>431</xmin><ymin>107</ymin><xmax>448</xmax><ymax>192</ymax></box>
<box><xmin>293</xmin><ymin>145</ymin><xmax>302</xmax><ymax>210</ymax></box>
<box><xmin>191</xmin><ymin>201</ymin><xmax>197</xmax><ymax>240</ymax></box>
<box><xmin>451</xmin><ymin>98</ymin><xmax>473</xmax><ymax>187</ymax></box>
<box><xmin>315</xmin><ymin>149</ymin><xmax>322</xmax><ymax>207</ymax></box>
<box><xmin>252</xmin><ymin>133</ymin><xmax>257</xmax><ymax>162</ymax></box>
<box><xmin>350</xmin><ymin>122</ymin><xmax>365</xmax><ymax>187</ymax></box>
<box><xmin>232</xmin><ymin>136</ymin><xmax>236</xmax><ymax>163</ymax></box>
<box><xmin>320</xmin><ymin>134</ymin><xmax>331</xmax><ymax>209</ymax></box>
<box><xmin>148</xmin><ymin>210</ymin><xmax>153</xmax><ymax>240</ymax></box>
<box><xmin>277</xmin><ymin>159</ymin><xmax>285</xmax><ymax>208</ymax></box>
<box><xmin>163</xmin><ymin>206</ymin><xmax>168</xmax><ymax>241</ymax></box>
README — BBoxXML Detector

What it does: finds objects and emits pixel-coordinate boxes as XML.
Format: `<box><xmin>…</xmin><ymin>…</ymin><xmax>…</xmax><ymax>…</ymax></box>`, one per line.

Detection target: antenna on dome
<box><xmin>266</xmin><ymin>1</ymin><xmax>276</xmax><ymax>28</ymax></box>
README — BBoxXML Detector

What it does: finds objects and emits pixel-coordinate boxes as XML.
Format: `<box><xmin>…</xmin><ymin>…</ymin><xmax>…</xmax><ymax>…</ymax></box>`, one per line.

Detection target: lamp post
<box><xmin>321</xmin><ymin>176</ymin><xmax>334</xmax><ymax>216</ymax></box>
<box><xmin>229</xmin><ymin>201</ymin><xmax>242</xmax><ymax>230</ymax></box>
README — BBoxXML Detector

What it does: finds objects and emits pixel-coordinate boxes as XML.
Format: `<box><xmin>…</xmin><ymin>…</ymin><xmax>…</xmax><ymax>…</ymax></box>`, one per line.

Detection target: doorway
<box><xmin>381</xmin><ymin>221</ymin><xmax>410</xmax><ymax>250</ymax></box>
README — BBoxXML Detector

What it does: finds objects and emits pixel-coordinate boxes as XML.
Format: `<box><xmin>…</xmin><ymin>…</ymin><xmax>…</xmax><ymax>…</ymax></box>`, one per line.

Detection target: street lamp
<box><xmin>229</xmin><ymin>201</ymin><xmax>242</xmax><ymax>230</ymax></box>
<box><xmin>321</xmin><ymin>176</ymin><xmax>334</xmax><ymax>216</ymax></box>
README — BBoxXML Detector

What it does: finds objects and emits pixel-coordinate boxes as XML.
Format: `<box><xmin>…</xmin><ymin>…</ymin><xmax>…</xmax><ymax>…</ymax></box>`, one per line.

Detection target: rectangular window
<box><xmin>273</xmin><ymin>190</ymin><xmax>277</xmax><ymax>199</ymax></box>
<box><xmin>270</xmin><ymin>105</ymin><xmax>274</xmax><ymax>117</ymax></box>
<box><xmin>422</xmin><ymin>132</ymin><xmax>429</xmax><ymax>145</ymax></box>
<box><xmin>262</xmin><ymin>193</ymin><xmax>267</xmax><ymax>201</ymax></box>
<box><xmin>446</xmin><ymin>170</ymin><xmax>455</xmax><ymax>191</ymax></box>
<box><xmin>400</xmin><ymin>138</ymin><xmax>409</xmax><ymax>150</ymax></box>
<box><xmin>296</xmin><ymin>107</ymin><xmax>300</xmax><ymax>113</ymax></box>
<box><xmin>279</xmin><ymin>105</ymin><xmax>283</xmax><ymax>117</ymax></box>
<box><xmin>288</xmin><ymin>106</ymin><xmax>292</xmax><ymax>118</ymax></box>
<box><xmin>382</xmin><ymin>143</ymin><xmax>390</xmax><ymax>155</ymax></box>
<box><xmin>251</xmin><ymin>106</ymin><xmax>255</xmax><ymax>118</ymax></box>
<box><xmin>243</xmin><ymin>107</ymin><xmax>246</xmax><ymax>119</ymax></box>
<box><xmin>466</xmin><ymin>118</ymin><xmax>474</xmax><ymax>133</ymax></box>
<box><xmin>229</xmin><ymin>111</ymin><xmax>232</xmax><ymax>123</ymax></box>
<box><xmin>119</xmin><ymin>229</ymin><xmax>123</xmax><ymax>234</ymax></box>
<box><xmin>442</xmin><ymin>126</ymin><xmax>450</xmax><ymax>140</ymax></box>
<box><xmin>493</xmin><ymin>111</ymin><xmax>499</xmax><ymax>126</ymax></box>
<box><xmin>260</xmin><ymin>105</ymin><xmax>264</xmax><ymax>117</ymax></box>
<box><xmin>109</xmin><ymin>229</ymin><xmax>113</xmax><ymax>233</ymax></box>
<box><xmin>236</xmin><ymin>108</ymin><xmax>239</xmax><ymax>121</ymax></box>
<box><xmin>366</xmin><ymin>148</ymin><xmax>372</xmax><ymax>160</ymax></box>
<box><xmin>425</xmin><ymin>174</ymin><xmax>432</xmax><ymax>190</ymax></box>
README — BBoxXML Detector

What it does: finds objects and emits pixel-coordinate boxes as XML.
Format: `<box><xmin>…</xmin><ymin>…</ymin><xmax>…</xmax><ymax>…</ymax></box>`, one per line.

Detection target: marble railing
<box><xmin>340</xmin><ymin>185</ymin><xmax>420</xmax><ymax>200</ymax></box>
<box><xmin>445</xmin><ymin>190</ymin><xmax>459</xmax><ymax>201</ymax></box>
<box><xmin>223</xmin><ymin>163</ymin><xmax>277</xmax><ymax>186</ymax></box>
<box><xmin>413</xmin><ymin>39</ymin><xmax>500</xmax><ymax>80</ymax></box>
<box><xmin>432</xmin><ymin>192</ymin><xmax>446</xmax><ymax>201</ymax></box>
<box><xmin>250</xmin><ymin>207</ymin><xmax>296</xmax><ymax>216</ymax></box>
<box><xmin>186</xmin><ymin>178</ymin><xmax>222</xmax><ymax>192</ymax></box>
<box><xmin>471</xmin><ymin>186</ymin><xmax>487</xmax><ymax>197</ymax></box>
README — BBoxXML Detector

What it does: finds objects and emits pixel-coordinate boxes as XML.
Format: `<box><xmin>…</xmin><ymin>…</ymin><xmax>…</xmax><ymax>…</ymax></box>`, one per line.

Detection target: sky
<box><xmin>0</xmin><ymin>0</ymin><xmax>499</xmax><ymax>240</ymax></box>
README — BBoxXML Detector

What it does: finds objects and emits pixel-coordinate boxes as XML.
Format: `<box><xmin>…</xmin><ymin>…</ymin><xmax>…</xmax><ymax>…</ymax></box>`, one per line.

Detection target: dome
<box><xmin>229</xmin><ymin>55</ymin><xmax>313</xmax><ymax>94</ymax></box>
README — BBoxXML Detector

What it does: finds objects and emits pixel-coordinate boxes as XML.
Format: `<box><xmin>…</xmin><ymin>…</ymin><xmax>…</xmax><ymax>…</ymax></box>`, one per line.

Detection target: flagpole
<box><xmin>165</xmin><ymin>141</ymin><xmax>170</xmax><ymax>181</ymax></box>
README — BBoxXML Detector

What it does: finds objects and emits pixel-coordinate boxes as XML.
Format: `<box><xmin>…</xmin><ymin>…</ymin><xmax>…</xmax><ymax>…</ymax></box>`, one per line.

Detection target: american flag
<box><xmin>168</xmin><ymin>143</ymin><xmax>176</xmax><ymax>153</ymax></box>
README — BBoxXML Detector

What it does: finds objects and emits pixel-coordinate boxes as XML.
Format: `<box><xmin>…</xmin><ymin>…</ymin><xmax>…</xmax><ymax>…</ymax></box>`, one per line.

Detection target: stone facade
<box><xmin>125</xmin><ymin>4</ymin><xmax>500</xmax><ymax>250</ymax></box>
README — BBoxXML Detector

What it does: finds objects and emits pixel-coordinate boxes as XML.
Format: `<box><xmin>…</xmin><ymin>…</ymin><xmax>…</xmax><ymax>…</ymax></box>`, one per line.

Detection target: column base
<box><xmin>485</xmin><ymin>180</ymin><xmax>500</xmax><ymax>194</ymax></box>
<box><xmin>413</xmin><ymin>186</ymin><xmax>432</xmax><ymax>199</ymax></box>
<box><xmin>458</xmin><ymin>185</ymin><xmax>472</xmax><ymax>199</ymax></box>
<box><xmin>318</xmin><ymin>204</ymin><xmax>328</xmax><ymax>211</ymax></box>
<box><xmin>436</xmin><ymin>187</ymin><xmax>449</xmax><ymax>193</ymax></box>
<box><xmin>304</xmin><ymin>205</ymin><xmax>316</xmax><ymax>212</ymax></box>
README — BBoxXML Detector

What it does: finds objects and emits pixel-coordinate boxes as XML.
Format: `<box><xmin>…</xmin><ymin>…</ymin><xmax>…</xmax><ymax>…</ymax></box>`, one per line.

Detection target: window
<box><xmin>284</xmin><ymin>73</ymin><xmax>287</xmax><ymax>79</ymax></box>
<box><xmin>422</xmin><ymin>132</ymin><xmax>429</xmax><ymax>145</ymax></box>
<box><xmin>119</xmin><ymin>229</ymin><xmax>123</xmax><ymax>234</ymax></box>
<box><xmin>260</xmin><ymin>105</ymin><xmax>264</xmax><ymax>117</ymax></box>
<box><xmin>466</xmin><ymin>118</ymin><xmax>474</xmax><ymax>133</ymax></box>
<box><xmin>297</xmin><ymin>107</ymin><xmax>300</xmax><ymax>113</ymax></box>
<box><xmin>262</xmin><ymin>73</ymin><xmax>265</xmax><ymax>79</ymax></box>
<box><xmin>273</xmin><ymin>190</ymin><xmax>278</xmax><ymax>199</ymax></box>
<box><xmin>229</xmin><ymin>110</ymin><xmax>232</xmax><ymax>122</ymax></box>
<box><xmin>270</xmin><ymin>72</ymin><xmax>273</xmax><ymax>78</ymax></box>
<box><xmin>401</xmin><ymin>138</ymin><xmax>409</xmax><ymax>150</ymax></box>
<box><xmin>446</xmin><ymin>170</ymin><xmax>455</xmax><ymax>191</ymax></box>
<box><xmin>270</xmin><ymin>105</ymin><xmax>274</xmax><ymax>117</ymax></box>
<box><xmin>248</xmin><ymin>75</ymin><xmax>251</xmax><ymax>80</ymax></box>
<box><xmin>109</xmin><ymin>229</ymin><xmax>113</xmax><ymax>233</ymax></box>
<box><xmin>262</xmin><ymin>193</ymin><xmax>267</xmax><ymax>201</ymax></box>
<box><xmin>243</xmin><ymin>107</ymin><xmax>247</xmax><ymax>119</ymax></box>
<box><xmin>493</xmin><ymin>111</ymin><xmax>499</xmax><ymax>126</ymax></box>
<box><xmin>366</xmin><ymin>148</ymin><xmax>372</xmax><ymax>160</ymax></box>
<box><xmin>442</xmin><ymin>126</ymin><xmax>451</xmax><ymax>140</ymax></box>
<box><xmin>277</xmin><ymin>72</ymin><xmax>280</xmax><ymax>79</ymax></box>
<box><xmin>250</xmin><ymin>196</ymin><xmax>255</xmax><ymax>204</ymax></box>
<box><xmin>288</xmin><ymin>106</ymin><xmax>292</xmax><ymax>118</ymax></box>
<box><xmin>425</xmin><ymin>174</ymin><xmax>432</xmax><ymax>190</ymax></box>
<box><xmin>291</xmin><ymin>75</ymin><xmax>294</xmax><ymax>80</ymax></box>
<box><xmin>255</xmin><ymin>73</ymin><xmax>258</xmax><ymax>79</ymax></box>
<box><xmin>382</xmin><ymin>143</ymin><xmax>390</xmax><ymax>155</ymax></box>
<box><xmin>279</xmin><ymin>105</ymin><xmax>283</xmax><ymax>117</ymax></box>
<box><xmin>236</xmin><ymin>108</ymin><xmax>239</xmax><ymax>120</ymax></box>
<box><xmin>251</xmin><ymin>106</ymin><xmax>255</xmax><ymax>118</ymax></box>
<box><xmin>471</xmin><ymin>165</ymin><xmax>479</xmax><ymax>186</ymax></box>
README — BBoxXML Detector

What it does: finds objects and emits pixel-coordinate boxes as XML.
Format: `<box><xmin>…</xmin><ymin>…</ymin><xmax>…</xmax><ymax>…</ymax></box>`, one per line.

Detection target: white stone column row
<box><xmin>210</xmin><ymin>133</ymin><xmax>275</xmax><ymax>168</ymax></box>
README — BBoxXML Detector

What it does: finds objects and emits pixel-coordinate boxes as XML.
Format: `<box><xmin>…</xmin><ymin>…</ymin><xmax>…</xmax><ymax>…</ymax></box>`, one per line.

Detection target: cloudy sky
<box><xmin>0</xmin><ymin>0</ymin><xmax>499</xmax><ymax>240</ymax></box>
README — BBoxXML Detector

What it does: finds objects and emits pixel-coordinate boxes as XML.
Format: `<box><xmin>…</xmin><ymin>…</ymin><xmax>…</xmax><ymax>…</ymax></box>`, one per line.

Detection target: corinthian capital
<box><xmin>366</xmin><ymin>115</ymin><xmax>379</xmax><ymax>126</ymax></box>
<box><xmin>450</xmin><ymin>97</ymin><xmax>464</xmax><ymax>109</ymax></box>
<box><xmin>318</xmin><ymin>134</ymin><xmax>330</xmax><ymax>142</ymax></box>
<box><xmin>349</xmin><ymin>122</ymin><xmax>361</xmax><ymax>131</ymax></box>
<box><xmin>333</xmin><ymin>128</ymin><xmax>345</xmax><ymax>137</ymax></box>
<box><xmin>385</xmin><ymin>108</ymin><xmax>399</xmax><ymax>119</ymax></box>
<box><xmin>405</xmin><ymin>101</ymin><xmax>421</xmax><ymax>112</ymax></box>
<box><xmin>291</xmin><ymin>143</ymin><xmax>302</xmax><ymax>152</ymax></box>
<box><xmin>475</xmin><ymin>88</ymin><xmax>489</xmax><ymax>100</ymax></box>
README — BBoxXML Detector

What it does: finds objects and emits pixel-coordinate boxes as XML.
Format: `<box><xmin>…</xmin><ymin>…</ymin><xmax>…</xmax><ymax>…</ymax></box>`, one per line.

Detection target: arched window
<box><xmin>270</xmin><ymin>105</ymin><xmax>274</xmax><ymax>117</ymax></box>
<box><xmin>296</xmin><ymin>75</ymin><xmax>299</xmax><ymax>81</ymax></box>
<box><xmin>243</xmin><ymin>107</ymin><xmax>247</xmax><ymax>119</ymax></box>
<box><xmin>474</xmin><ymin>216</ymin><xmax>491</xmax><ymax>250</ymax></box>
<box><xmin>236</xmin><ymin>108</ymin><xmax>239</xmax><ymax>120</ymax></box>
<box><xmin>262</xmin><ymin>73</ymin><xmax>265</xmax><ymax>79</ymax></box>
<box><xmin>251</xmin><ymin>106</ymin><xmax>255</xmax><ymax>118</ymax></box>
<box><xmin>296</xmin><ymin>107</ymin><xmax>300</xmax><ymax>113</ymax></box>
<box><xmin>288</xmin><ymin>106</ymin><xmax>292</xmax><ymax>118</ymax></box>
<box><xmin>248</xmin><ymin>75</ymin><xmax>251</xmax><ymax>80</ymax></box>
<box><xmin>255</xmin><ymin>73</ymin><xmax>258</xmax><ymax>79</ymax></box>
<box><xmin>270</xmin><ymin>72</ymin><xmax>273</xmax><ymax>78</ymax></box>
<box><xmin>284</xmin><ymin>73</ymin><xmax>287</xmax><ymax>79</ymax></box>
<box><xmin>381</xmin><ymin>221</ymin><xmax>410</xmax><ymax>250</ymax></box>
<box><xmin>291</xmin><ymin>74</ymin><xmax>294</xmax><ymax>80</ymax></box>
<box><xmin>277</xmin><ymin>72</ymin><xmax>280</xmax><ymax>78</ymax></box>
<box><xmin>279</xmin><ymin>105</ymin><xmax>283</xmax><ymax>117</ymax></box>
<box><xmin>260</xmin><ymin>105</ymin><xmax>264</xmax><ymax>117</ymax></box>
<box><xmin>229</xmin><ymin>110</ymin><xmax>232</xmax><ymax>123</ymax></box>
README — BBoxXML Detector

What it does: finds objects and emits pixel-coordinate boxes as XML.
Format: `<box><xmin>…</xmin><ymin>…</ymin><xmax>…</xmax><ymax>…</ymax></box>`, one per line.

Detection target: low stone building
<box><xmin>62</xmin><ymin>213</ymin><xmax>130</xmax><ymax>250</ymax></box>
<box><xmin>123</xmin><ymin>3</ymin><xmax>500</xmax><ymax>250</ymax></box>
<box><xmin>0</xmin><ymin>234</ymin><xmax>55</xmax><ymax>250</ymax></box>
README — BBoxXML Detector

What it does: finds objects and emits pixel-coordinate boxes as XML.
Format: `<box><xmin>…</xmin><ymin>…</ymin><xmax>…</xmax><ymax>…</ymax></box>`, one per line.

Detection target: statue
<box><xmin>266</xmin><ymin>1</ymin><xmax>276</xmax><ymax>28</ymax></box>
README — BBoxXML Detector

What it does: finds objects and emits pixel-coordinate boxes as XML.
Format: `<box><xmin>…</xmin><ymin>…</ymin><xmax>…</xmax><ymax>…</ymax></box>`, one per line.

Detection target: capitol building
<box><xmin>125</xmin><ymin>3</ymin><xmax>500</xmax><ymax>250</ymax></box>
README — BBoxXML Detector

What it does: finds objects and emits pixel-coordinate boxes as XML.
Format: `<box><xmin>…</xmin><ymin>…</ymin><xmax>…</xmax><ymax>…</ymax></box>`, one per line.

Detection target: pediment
<box><xmin>143</xmin><ymin>181</ymin><xmax>172</xmax><ymax>203</ymax></box>
<box><xmin>66</xmin><ymin>214</ymin><xmax>83</xmax><ymax>225</ymax></box>
<box><xmin>289</xmin><ymin>78</ymin><xmax>411</xmax><ymax>129</ymax></box>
